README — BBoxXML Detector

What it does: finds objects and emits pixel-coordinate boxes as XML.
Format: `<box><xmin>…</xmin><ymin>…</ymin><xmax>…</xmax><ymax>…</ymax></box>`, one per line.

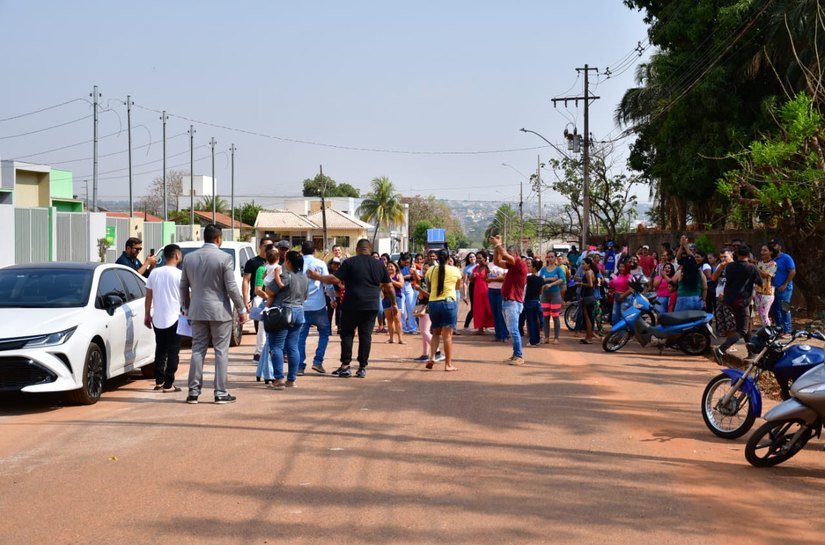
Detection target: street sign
<box><xmin>426</xmin><ymin>228</ymin><xmax>446</xmax><ymax>243</ymax></box>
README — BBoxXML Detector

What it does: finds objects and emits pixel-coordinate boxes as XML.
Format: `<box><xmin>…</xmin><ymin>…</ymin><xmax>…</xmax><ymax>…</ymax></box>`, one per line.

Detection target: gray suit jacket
<box><xmin>180</xmin><ymin>243</ymin><xmax>245</xmax><ymax>322</ymax></box>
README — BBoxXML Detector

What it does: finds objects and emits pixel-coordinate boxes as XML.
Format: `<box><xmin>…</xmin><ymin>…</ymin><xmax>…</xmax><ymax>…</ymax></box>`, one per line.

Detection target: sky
<box><xmin>0</xmin><ymin>0</ymin><xmax>652</xmax><ymax>208</ymax></box>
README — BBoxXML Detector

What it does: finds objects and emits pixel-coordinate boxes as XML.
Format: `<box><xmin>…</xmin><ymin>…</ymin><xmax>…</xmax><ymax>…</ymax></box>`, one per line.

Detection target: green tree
<box><xmin>237</xmin><ymin>200</ymin><xmax>263</xmax><ymax>227</ymax></box>
<box><xmin>302</xmin><ymin>174</ymin><xmax>360</xmax><ymax>197</ymax></box>
<box><xmin>195</xmin><ymin>195</ymin><xmax>229</xmax><ymax>214</ymax></box>
<box><xmin>358</xmin><ymin>176</ymin><xmax>406</xmax><ymax>246</ymax></box>
<box><xmin>483</xmin><ymin>204</ymin><xmax>521</xmax><ymax>249</ymax></box>
<box><xmin>412</xmin><ymin>220</ymin><xmax>434</xmax><ymax>251</ymax></box>
<box><xmin>402</xmin><ymin>195</ymin><xmax>467</xmax><ymax>250</ymax></box>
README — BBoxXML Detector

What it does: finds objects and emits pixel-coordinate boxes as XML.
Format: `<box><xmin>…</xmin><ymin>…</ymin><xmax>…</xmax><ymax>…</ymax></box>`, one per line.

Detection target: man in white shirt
<box><xmin>144</xmin><ymin>244</ymin><xmax>183</xmax><ymax>392</ymax></box>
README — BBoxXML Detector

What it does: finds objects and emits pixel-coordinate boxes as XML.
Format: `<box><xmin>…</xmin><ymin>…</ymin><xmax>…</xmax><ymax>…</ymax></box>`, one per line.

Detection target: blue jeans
<box><xmin>675</xmin><ymin>295</ymin><xmax>703</xmax><ymax>312</ymax></box>
<box><xmin>524</xmin><ymin>299</ymin><xmax>542</xmax><ymax>346</ymax></box>
<box><xmin>656</xmin><ymin>296</ymin><xmax>671</xmax><ymax>314</ymax></box>
<box><xmin>256</xmin><ymin>337</ymin><xmax>274</xmax><ymax>380</ymax></box>
<box><xmin>267</xmin><ymin>307</ymin><xmax>305</xmax><ymax>382</ymax></box>
<box><xmin>298</xmin><ymin>308</ymin><xmax>331</xmax><ymax>370</ymax></box>
<box><xmin>502</xmin><ymin>300</ymin><xmax>524</xmax><ymax>357</ymax></box>
<box><xmin>402</xmin><ymin>284</ymin><xmax>418</xmax><ymax>333</ymax></box>
<box><xmin>489</xmin><ymin>289</ymin><xmax>508</xmax><ymax>340</ymax></box>
<box><xmin>612</xmin><ymin>298</ymin><xmax>631</xmax><ymax>325</ymax></box>
<box><xmin>771</xmin><ymin>287</ymin><xmax>793</xmax><ymax>333</ymax></box>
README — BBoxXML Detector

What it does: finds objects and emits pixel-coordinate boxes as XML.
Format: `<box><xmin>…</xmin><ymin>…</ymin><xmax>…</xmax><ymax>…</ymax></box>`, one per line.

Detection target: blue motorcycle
<box><xmin>602</xmin><ymin>278</ymin><xmax>714</xmax><ymax>356</ymax></box>
<box><xmin>702</xmin><ymin>326</ymin><xmax>825</xmax><ymax>439</ymax></box>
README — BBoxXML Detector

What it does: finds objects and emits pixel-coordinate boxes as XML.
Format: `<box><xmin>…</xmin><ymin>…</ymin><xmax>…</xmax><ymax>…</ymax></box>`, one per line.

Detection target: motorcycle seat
<box><xmin>658</xmin><ymin>310</ymin><xmax>708</xmax><ymax>326</ymax></box>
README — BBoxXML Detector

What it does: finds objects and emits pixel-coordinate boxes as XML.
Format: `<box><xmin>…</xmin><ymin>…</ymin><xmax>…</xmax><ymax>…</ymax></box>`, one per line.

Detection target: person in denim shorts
<box><xmin>424</xmin><ymin>249</ymin><xmax>463</xmax><ymax>372</ymax></box>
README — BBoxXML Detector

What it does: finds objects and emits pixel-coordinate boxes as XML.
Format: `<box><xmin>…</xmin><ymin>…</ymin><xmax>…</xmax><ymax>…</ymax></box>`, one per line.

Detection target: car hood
<box><xmin>0</xmin><ymin>308</ymin><xmax>87</xmax><ymax>339</ymax></box>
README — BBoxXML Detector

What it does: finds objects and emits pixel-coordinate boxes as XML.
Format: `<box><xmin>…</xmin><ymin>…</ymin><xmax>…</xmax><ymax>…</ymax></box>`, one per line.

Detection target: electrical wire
<box><xmin>96</xmin><ymin>153</ymin><xmax>214</xmax><ymax>182</ymax></box>
<box><xmin>0</xmin><ymin>114</ymin><xmax>93</xmax><ymax>140</ymax></box>
<box><xmin>0</xmin><ymin>98</ymin><xmax>88</xmax><ymax>124</ymax></box>
<box><xmin>132</xmin><ymin>104</ymin><xmax>547</xmax><ymax>155</ymax></box>
<box><xmin>48</xmin><ymin>132</ymin><xmax>188</xmax><ymax>166</ymax></box>
<box><xmin>75</xmin><ymin>144</ymin><xmax>209</xmax><ymax>177</ymax></box>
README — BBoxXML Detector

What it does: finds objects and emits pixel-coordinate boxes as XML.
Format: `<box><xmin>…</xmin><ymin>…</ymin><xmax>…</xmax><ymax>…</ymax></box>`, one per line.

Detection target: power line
<box><xmin>132</xmin><ymin>103</ymin><xmax>547</xmax><ymax>155</ymax></box>
<box><xmin>0</xmin><ymin>113</ymin><xmax>93</xmax><ymax>140</ymax></box>
<box><xmin>0</xmin><ymin>98</ymin><xmax>89</xmax><ymax>123</ymax></box>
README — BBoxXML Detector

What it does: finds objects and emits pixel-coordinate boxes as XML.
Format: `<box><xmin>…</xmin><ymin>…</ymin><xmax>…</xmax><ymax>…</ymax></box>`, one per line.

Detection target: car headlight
<box><xmin>23</xmin><ymin>327</ymin><xmax>77</xmax><ymax>348</ymax></box>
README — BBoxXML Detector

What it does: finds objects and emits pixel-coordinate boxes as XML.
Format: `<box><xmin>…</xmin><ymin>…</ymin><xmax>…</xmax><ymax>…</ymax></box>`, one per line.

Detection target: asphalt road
<box><xmin>1</xmin><ymin>325</ymin><xmax>823</xmax><ymax>545</ymax></box>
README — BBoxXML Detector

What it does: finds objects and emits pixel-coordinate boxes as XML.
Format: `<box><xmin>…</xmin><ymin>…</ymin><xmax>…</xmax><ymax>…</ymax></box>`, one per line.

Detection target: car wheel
<box><xmin>66</xmin><ymin>343</ymin><xmax>105</xmax><ymax>405</ymax></box>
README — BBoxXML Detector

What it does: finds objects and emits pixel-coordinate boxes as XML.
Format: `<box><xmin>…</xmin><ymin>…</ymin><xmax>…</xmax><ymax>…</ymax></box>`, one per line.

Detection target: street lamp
<box><xmin>520</xmin><ymin>127</ymin><xmax>589</xmax><ymax>251</ymax></box>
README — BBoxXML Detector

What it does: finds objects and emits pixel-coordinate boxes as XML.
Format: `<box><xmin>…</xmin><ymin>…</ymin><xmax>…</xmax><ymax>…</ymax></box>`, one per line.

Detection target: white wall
<box><xmin>89</xmin><ymin>212</ymin><xmax>107</xmax><ymax>262</ymax></box>
<box><xmin>0</xmin><ymin>204</ymin><xmax>15</xmax><ymax>267</ymax></box>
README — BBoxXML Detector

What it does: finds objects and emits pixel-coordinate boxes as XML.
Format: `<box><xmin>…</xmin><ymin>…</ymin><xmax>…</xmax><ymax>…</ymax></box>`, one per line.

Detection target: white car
<box><xmin>0</xmin><ymin>263</ymin><xmax>156</xmax><ymax>404</ymax></box>
<box><xmin>159</xmin><ymin>240</ymin><xmax>256</xmax><ymax>346</ymax></box>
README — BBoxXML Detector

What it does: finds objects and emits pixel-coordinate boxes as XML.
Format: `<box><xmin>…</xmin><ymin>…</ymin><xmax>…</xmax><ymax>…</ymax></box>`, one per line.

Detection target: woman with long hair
<box><xmin>413</xmin><ymin>260</ymin><xmax>434</xmax><ymax>362</ymax></box>
<box><xmin>539</xmin><ymin>252</ymin><xmax>566</xmax><ymax>344</ymax></box>
<box><xmin>577</xmin><ymin>257</ymin><xmax>597</xmax><ymax>344</ymax></box>
<box><xmin>673</xmin><ymin>247</ymin><xmax>707</xmax><ymax>311</ymax></box>
<box><xmin>471</xmin><ymin>249</ymin><xmax>494</xmax><ymax>334</ymax></box>
<box><xmin>265</xmin><ymin>250</ymin><xmax>308</xmax><ymax>389</ymax></box>
<box><xmin>384</xmin><ymin>261</ymin><xmax>405</xmax><ymax>344</ymax></box>
<box><xmin>608</xmin><ymin>260</ymin><xmax>634</xmax><ymax>325</ymax></box>
<box><xmin>462</xmin><ymin>252</ymin><xmax>477</xmax><ymax>329</ymax></box>
<box><xmin>424</xmin><ymin>249</ymin><xmax>462</xmax><ymax>371</ymax></box>
<box><xmin>755</xmin><ymin>244</ymin><xmax>777</xmax><ymax>325</ymax></box>
<box><xmin>653</xmin><ymin>262</ymin><xmax>676</xmax><ymax>314</ymax></box>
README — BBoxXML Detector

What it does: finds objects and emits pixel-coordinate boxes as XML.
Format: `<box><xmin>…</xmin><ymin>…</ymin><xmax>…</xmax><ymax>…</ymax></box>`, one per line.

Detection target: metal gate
<box><xmin>14</xmin><ymin>208</ymin><xmax>50</xmax><ymax>264</ymax></box>
<box><xmin>56</xmin><ymin>212</ymin><xmax>90</xmax><ymax>262</ymax></box>
<box><xmin>105</xmin><ymin>217</ymin><xmax>130</xmax><ymax>263</ymax></box>
<box><xmin>143</xmin><ymin>222</ymin><xmax>164</xmax><ymax>255</ymax></box>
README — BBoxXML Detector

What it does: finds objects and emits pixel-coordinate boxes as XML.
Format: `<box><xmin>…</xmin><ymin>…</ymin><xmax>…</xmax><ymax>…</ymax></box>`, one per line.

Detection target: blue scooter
<box><xmin>602</xmin><ymin>278</ymin><xmax>714</xmax><ymax>355</ymax></box>
<box><xmin>702</xmin><ymin>326</ymin><xmax>825</xmax><ymax>439</ymax></box>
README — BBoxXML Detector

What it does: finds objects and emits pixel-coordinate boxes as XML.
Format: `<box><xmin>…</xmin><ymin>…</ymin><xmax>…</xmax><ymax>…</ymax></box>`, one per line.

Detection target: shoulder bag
<box><xmin>262</xmin><ymin>305</ymin><xmax>295</xmax><ymax>332</ymax></box>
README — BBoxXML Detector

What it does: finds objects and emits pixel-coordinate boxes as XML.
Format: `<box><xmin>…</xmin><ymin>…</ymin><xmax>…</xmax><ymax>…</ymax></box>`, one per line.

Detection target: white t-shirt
<box><xmin>487</xmin><ymin>264</ymin><xmax>506</xmax><ymax>291</ymax></box>
<box><xmin>145</xmin><ymin>265</ymin><xmax>182</xmax><ymax>329</ymax></box>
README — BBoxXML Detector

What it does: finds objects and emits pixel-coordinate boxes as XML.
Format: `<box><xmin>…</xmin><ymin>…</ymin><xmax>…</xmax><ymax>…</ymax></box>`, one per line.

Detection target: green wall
<box><xmin>50</xmin><ymin>169</ymin><xmax>73</xmax><ymax>199</ymax></box>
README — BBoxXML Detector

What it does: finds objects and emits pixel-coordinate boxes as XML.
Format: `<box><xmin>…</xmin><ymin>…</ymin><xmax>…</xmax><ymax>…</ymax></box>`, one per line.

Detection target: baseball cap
<box><xmin>276</xmin><ymin>240</ymin><xmax>291</xmax><ymax>249</ymax></box>
<box><xmin>642</xmin><ymin>244</ymin><xmax>650</xmax><ymax>250</ymax></box>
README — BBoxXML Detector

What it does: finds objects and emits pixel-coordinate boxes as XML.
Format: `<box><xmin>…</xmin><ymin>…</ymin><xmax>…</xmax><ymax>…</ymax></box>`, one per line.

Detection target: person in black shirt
<box><xmin>524</xmin><ymin>259</ymin><xmax>544</xmax><ymax>347</ymax></box>
<box><xmin>715</xmin><ymin>245</ymin><xmax>762</xmax><ymax>362</ymax></box>
<box><xmin>309</xmin><ymin>239</ymin><xmax>396</xmax><ymax>378</ymax></box>
<box><xmin>243</xmin><ymin>237</ymin><xmax>273</xmax><ymax>361</ymax></box>
<box><xmin>116</xmin><ymin>237</ymin><xmax>156</xmax><ymax>277</ymax></box>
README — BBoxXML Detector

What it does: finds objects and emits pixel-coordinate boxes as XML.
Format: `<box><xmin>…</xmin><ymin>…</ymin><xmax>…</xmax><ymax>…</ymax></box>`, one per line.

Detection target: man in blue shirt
<box><xmin>115</xmin><ymin>237</ymin><xmax>156</xmax><ymax>277</ymax></box>
<box><xmin>770</xmin><ymin>238</ymin><xmax>796</xmax><ymax>336</ymax></box>
<box><xmin>298</xmin><ymin>241</ymin><xmax>335</xmax><ymax>374</ymax></box>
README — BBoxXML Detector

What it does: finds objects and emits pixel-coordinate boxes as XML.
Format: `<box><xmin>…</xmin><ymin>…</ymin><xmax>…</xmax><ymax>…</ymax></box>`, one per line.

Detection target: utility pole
<box><xmin>319</xmin><ymin>165</ymin><xmax>329</xmax><ymax>251</ymax></box>
<box><xmin>188</xmin><ymin>125</ymin><xmax>196</xmax><ymax>237</ymax></box>
<box><xmin>551</xmin><ymin>64</ymin><xmax>599</xmax><ymax>250</ymax></box>
<box><xmin>91</xmin><ymin>85</ymin><xmax>100</xmax><ymax>212</ymax></box>
<box><xmin>230</xmin><ymin>144</ymin><xmax>236</xmax><ymax>241</ymax></box>
<box><xmin>518</xmin><ymin>181</ymin><xmax>524</xmax><ymax>255</ymax></box>
<box><xmin>127</xmin><ymin>95</ymin><xmax>133</xmax><ymax>216</ymax></box>
<box><xmin>210</xmin><ymin>137</ymin><xmax>217</xmax><ymax>223</ymax></box>
<box><xmin>537</xmin><ymin>154</ymin><xmax>542</xmax><ymax>256</ymax></box>
<box><xmin>161</xmin><ymin>110</ymin><xmax>168</xmax><ymax>220</ymax></box>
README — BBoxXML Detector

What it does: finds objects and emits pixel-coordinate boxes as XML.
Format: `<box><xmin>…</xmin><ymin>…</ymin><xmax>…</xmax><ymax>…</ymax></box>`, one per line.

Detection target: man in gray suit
<box><xmin>180</xmin><ymin>224</ymin><xmax>248</xmax><ymax>404</ymax></box>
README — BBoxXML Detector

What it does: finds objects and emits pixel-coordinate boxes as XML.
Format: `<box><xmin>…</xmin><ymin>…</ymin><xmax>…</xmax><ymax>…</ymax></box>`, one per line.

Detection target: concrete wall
<box><xmin>14</xmin><ymin>170</ymin><xmax>49</xmax><ymax>207</ymax></box>
<box><xmin>0</xmin><ymin>204</ymin><xmax>15</xmax><ymax>267</ymax></box>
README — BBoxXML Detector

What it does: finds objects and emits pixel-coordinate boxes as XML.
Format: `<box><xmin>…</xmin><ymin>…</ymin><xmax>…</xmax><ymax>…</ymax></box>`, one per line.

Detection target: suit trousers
<box><xmin>188</xmin><ymin>320</ymin><xmax>233</xmax><ymax>397</ymax></box>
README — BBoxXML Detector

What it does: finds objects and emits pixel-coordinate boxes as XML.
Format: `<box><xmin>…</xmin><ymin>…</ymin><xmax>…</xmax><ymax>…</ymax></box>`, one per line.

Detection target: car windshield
<box><xmin>157</xmin><ymin>247</ymin><xmax>235</xmax><ymax>269</ymax></box>
<box><xmin>0</xmin><ymin>269</ymin><xmax>93</xmax><ymax>308</ymax></box>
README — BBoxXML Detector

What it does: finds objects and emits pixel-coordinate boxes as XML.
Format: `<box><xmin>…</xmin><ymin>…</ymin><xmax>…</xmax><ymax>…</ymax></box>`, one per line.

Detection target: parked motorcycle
<box><xmin>702</xmin><ymin>327</ymin><xmax>825</xmax><ymax>439</ymax></box>
<box><xmin>602</xmin><ymin>278</ymin><xmax>713</xmax><ymax>355</ymax></box>
<box><xmin>745</xmin><ymin>353</ymin><xmax>825</xmax><ymax>467</ymax></box>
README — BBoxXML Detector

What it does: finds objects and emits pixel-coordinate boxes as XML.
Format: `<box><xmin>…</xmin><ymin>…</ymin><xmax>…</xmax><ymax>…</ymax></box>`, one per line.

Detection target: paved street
<box><xmin>1</xmin><ymin>326</ymin><xmax>823</xmax><ymax>545</ymax></box>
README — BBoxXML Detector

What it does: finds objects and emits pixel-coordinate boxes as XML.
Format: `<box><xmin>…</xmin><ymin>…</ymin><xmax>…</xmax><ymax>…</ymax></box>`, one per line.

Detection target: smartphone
<box><xmin>149</xmin><ymin>248</ymin><xmax>155</xmax><ymax>257</ymax></box>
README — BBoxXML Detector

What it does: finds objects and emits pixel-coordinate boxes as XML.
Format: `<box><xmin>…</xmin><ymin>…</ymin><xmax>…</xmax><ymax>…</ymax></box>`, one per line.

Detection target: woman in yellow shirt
<box><xmin>424</xmin><ymin>249</ymin><xmax>463</xmax><ymax>371</ymax></box>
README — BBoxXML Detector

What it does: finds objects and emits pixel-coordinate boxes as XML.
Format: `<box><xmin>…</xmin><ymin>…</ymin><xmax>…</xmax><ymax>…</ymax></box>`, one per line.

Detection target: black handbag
<box><xmin>262</xmin><ymin>305</ymin><xmax>294</xmax><ymax>332</ymax></box>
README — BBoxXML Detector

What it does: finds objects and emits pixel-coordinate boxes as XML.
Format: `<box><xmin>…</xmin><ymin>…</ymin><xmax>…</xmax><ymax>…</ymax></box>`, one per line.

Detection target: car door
<box><xmin>95</xmin><ymin>269</ymin><xmax>129</xmax><ymax>378</ymax></box>
<box><xmin>116</xmin><ymin>269</ymin><xmax>155</xmax><ymax>368</ymax></box>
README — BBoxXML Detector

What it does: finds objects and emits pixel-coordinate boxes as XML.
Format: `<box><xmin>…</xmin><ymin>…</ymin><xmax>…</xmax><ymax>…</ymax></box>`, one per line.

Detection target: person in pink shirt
<box><xmin>609</xmin><ymin>261</ymin><xmax>634</xmax><ymax>324</ymax></box>
<box><xmin>638</xmin><ymin>245</ymin><xmax>657</xmax><ymax>277</ymax></box>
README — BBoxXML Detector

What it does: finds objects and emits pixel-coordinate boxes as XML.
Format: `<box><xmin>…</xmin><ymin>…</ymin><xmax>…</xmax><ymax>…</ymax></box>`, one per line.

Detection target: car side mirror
<box><xmin>104</xmin><ymin>293</ymin><xmax>125</xmax><ymax>315</ymax></box>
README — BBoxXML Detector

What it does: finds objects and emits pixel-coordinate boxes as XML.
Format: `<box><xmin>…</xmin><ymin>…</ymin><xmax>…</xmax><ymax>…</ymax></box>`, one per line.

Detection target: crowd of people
<box><xmin>132</xmin><ymin>226</ymin><xmax>798</xmax><ymax>404</ymax></box>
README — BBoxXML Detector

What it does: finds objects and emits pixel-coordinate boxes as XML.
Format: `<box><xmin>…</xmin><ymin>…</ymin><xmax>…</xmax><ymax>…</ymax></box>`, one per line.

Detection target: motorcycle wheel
<box><xmin>679</xmin><ymin>329</ymin><xmax>710</xmax><ymax>355</ymax></box>
<box><xmin>745</xmin><ymin>418</ymin><xmax>814</xmax><ymax>467</ymax></box>
<box><xmin>564</xmin><ymin>304</ymin><xmax>578</xmax><ymax>331</ymax></box>
<box><xmin>602</xmin><ymin>329</ymin><xmax>630</xmax><ymax>352</ymax></box>
<box><xmin>701</xmin><ymin>373</ymin><xmax>755</xmax><ymax>439</ymax></box>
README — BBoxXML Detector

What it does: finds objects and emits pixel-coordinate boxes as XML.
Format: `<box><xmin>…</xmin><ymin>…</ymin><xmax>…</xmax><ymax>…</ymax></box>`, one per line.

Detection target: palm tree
<box><xmin>358</xmin><ymin>176</ymin><xmax>406</xmax><ymax>246</ymax></box>
<box><xmin>195</xmin><ymin>195</ymin><xmax>229</xmax><ymax>214</ymax></box>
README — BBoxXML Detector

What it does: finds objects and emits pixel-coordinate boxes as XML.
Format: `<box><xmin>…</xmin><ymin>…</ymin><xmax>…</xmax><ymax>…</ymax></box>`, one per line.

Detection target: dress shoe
<box><xmin>214</xmin><ymin>394</ymin><xmax>237</xmax><ymax>404</ymax></box>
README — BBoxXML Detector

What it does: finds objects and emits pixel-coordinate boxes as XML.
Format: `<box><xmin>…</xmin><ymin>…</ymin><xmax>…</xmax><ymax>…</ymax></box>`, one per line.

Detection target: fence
<box><xmin>105</xmin><ymin>217</ymin><xmax>130</xmax><ymax>263</ymax></box>
<box><xmin>14</xmin><ymin>207</ymin><xmax>50</xmax><ymax>264</ymax></box>
<box><xmin>56</xmin><ymin>212</ymin><xmax>90</xmax><ymax>262</ymax></box>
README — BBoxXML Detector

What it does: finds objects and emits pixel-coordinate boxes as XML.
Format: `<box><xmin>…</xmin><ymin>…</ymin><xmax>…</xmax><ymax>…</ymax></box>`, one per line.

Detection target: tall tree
<box><xmin>401</xmin><ymin>195</ymin><xmax>467</xmax><ymax>250</ymax></box>
<box><xmin>141</xmin><ymin>169</ymin><xmax>187</xmax><ymax>215</ymax></box>
<box><xmin>195</xmin><ymin>195</ymin><xmax>229</xmax><ymax>214</ymax></box>
<box><xmin>358</xmin><ymin>176</ymin><xmax>406</xmax><ymax>245</ymax></box>
<box><xmin>237</xmin><ymin>201</ymin><xmax>263</xmax><ymax>227</ymax></box>
<box><xmin>302</xmin><ymin>174</ymin><xmax>360</xmax><ymax>197</ymax></box>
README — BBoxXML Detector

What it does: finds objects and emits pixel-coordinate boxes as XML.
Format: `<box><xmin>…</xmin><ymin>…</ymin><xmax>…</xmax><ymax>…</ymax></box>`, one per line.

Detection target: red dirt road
<box><xmin>1</xmin><ymin>328</ymin><xmax>823</xmax><ymax>545</ymax></box>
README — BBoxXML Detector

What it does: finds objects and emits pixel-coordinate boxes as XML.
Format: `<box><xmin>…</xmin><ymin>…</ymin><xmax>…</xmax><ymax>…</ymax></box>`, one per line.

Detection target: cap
<box><xmin>276</xmin><ymin>240</ymin><xmax>291</xmax><ymax>249</ymax></box>
<box><xmin>331</xmin><ymin>257</ymin><xmax>341</xmax><ymax>263</ymax></box>
<box><xmin>607</xmin><ymin>240</ymin><xmax>615</xmax><ymax>247</ymax></box>
<box><xmin>642</xmin><ymin>244</ymin><xmax>650</xmax><ymax>250</ymax></box>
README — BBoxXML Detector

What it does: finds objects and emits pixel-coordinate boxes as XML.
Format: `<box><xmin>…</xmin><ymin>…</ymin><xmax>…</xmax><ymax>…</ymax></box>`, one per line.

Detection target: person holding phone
<box><xmin>116</xmin><ymin>237</ymin><xmax>157</xmax><ymax>277</ymax></box>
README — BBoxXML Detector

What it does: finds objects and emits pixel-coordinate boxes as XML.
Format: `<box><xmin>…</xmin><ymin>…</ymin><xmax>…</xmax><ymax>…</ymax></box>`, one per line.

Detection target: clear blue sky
<box><xmin>0</xmin><ymin>0</ymin><xmax>651</xmax><ymax>206</ymax></box>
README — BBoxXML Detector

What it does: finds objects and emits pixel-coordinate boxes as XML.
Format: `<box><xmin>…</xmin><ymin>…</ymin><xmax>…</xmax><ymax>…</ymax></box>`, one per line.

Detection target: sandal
<box><xmin>425</xmin><ymin>361</ymin><xmax>435</xmax><ymax>369</ymax></box>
